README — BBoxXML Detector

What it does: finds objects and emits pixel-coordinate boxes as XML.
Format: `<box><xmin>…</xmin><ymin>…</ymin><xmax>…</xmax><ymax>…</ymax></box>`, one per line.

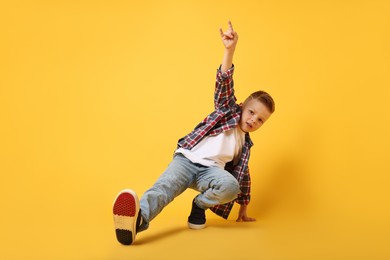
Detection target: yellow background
<box><xmin>1</xmin><ymin>0</ymin><xmax>389</xmax><ymax>259</ymax></box>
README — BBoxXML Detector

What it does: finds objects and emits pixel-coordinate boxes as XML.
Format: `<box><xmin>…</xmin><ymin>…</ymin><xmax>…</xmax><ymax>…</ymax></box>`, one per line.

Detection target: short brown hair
<box><xmin>244</xmin><ymin>91</ymin><xmax>275</xmax><ymax>113</ymax></box>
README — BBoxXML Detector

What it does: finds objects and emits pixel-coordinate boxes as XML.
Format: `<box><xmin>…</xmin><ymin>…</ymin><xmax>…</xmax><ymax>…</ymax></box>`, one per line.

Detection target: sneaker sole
<box><xmin>113</xmin><ymin>189</ymin><xmax>140</xmax><ymax>245</ymax></box>
<box><xmin>187</xmin><ymin>222</ymin><xmax>206</xmax><ymax>230</ymax></box>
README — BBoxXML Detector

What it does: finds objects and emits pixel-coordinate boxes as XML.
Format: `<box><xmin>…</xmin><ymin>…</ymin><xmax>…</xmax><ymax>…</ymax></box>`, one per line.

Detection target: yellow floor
<box><xmin>2</xmin><ymin>187</ymin><xmax>388</xmax><ymax>260</ymax></box>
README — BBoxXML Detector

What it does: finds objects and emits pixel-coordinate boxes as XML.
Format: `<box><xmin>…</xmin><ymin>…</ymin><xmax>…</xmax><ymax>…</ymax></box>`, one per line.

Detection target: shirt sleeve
<box><xmin>214</xmin><ymin>65</ymin><xmax>237</xmax><ymax>110</ymax></box>
<box><xmin>235</xmin><ymin>167</ymin><xmax>251</xmax><ymax>205</ymax></box>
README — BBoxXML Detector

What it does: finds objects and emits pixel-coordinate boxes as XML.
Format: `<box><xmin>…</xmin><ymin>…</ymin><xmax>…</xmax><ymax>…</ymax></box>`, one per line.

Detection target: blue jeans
<box><xmin>138</xmin><ymin>153</ymin><xmax>240</xmax><ymax>232</ymax></box>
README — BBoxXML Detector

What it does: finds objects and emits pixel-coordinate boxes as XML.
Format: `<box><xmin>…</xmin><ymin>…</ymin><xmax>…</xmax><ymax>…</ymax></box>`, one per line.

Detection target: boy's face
<box><xmin>239</xmin><ymin>99</ymin><xmax>272</xmax><ymax>133</ymax></box>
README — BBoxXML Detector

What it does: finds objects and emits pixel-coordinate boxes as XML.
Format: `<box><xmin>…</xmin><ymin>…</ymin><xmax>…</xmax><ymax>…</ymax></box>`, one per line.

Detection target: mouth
<box><xmin>246</xmin><ymin>122</ymin><xmax>253</xmax><ymax>129</ymax></box>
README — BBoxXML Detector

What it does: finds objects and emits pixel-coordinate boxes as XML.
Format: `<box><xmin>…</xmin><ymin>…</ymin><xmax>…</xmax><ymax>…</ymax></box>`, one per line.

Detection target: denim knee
<box><xmin>219</xmin><ymin>178</ymin><xmax>240</xmax><ymax>203</ymax></box>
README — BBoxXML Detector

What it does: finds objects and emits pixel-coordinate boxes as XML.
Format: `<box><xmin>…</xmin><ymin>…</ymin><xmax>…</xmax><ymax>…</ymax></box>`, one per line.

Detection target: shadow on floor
<box><xmin>133</xmin><ymin>226</ymin><xmax>188</xmax><ymax>245</ymax></box>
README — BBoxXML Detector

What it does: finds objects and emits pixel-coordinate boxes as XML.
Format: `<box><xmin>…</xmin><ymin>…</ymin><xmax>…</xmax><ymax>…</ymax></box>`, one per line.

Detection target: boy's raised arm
<box><xmin>220</xmin><ymin>21</ymin><xmax>238</xmax><ymax>73</ymax></box>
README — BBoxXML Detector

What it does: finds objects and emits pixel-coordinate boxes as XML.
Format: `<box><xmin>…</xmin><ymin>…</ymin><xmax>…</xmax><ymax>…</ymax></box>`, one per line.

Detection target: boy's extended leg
<box><xmin>138</xmin><ymin>154</ymin><xmax>198</xmax><ymax>231</ymax></box>
<box><xmin>113</xmin><ymin>154</ymin><xmax>198</xmax><ymax>245</ymax></box>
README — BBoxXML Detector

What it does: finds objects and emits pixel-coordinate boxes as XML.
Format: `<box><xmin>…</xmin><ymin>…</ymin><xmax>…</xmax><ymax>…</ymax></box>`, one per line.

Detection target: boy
<box><xmin>113</xmin><ymin>21</ymin><xmax>275</xmax><ymax>245</ymax></box>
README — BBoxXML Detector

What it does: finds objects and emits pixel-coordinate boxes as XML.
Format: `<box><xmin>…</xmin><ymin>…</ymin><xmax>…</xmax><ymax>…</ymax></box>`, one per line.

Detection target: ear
<box><xmin>239</xmin><ymin>102</ymin><xmax>243</xmax><ymax>108</ymax></box>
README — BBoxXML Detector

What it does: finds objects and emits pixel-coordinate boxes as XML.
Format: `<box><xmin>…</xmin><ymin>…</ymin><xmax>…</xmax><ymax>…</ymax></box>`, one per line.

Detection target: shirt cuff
<box><xmin>236</xmin><ymin>193</ymin><xmax>250</xmax><ymax>205</ymax></box>
<box><xmin>217</xmin><ymin>64</ymin><xmax>235</xmax><ymax>80</ymax></box>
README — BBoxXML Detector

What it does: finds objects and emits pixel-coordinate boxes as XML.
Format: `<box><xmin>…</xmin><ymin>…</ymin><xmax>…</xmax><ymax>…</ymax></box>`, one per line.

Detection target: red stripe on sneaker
<box><xmin>113</xmin><ymin>193</ymin><xmax>136</xmax><ymax>217</ymax></box>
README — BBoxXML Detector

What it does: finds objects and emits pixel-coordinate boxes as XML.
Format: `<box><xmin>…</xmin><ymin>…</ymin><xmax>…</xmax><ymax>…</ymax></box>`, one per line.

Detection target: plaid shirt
<box><xmin>177</xmin><ymin>65</ymin><xmax>253</xmax><ymax>219</ymax></box>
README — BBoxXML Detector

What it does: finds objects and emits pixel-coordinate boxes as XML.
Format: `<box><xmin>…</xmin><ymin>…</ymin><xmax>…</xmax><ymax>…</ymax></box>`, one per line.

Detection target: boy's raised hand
<box><xmin>219</xmin><ymin>21</ymin><xmax>238</xmax><ymax>50</ymax></box>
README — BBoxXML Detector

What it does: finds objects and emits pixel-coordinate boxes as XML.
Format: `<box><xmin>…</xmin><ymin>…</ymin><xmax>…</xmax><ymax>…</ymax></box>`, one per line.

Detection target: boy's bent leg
<box><xmin>188</xmin><ymin>199</ymin><xmax>206</xmax><ymax>230</ymax></box>
<box><xmin>139</xmin><ymin>154</ymin><xmax>198</xmax><ymax>231</ymax></box>
<box><xmin>194</xmin><ymin>167</ymin><xmax>240</xmax><ymax>209</ymax></box>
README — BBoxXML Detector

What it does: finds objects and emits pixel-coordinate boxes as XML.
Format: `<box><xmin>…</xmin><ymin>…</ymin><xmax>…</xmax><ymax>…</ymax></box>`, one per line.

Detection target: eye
<box><xmin>249</xmin><ymin>110</ymin><xmax>254</xmax><ymax>115</ymax></box>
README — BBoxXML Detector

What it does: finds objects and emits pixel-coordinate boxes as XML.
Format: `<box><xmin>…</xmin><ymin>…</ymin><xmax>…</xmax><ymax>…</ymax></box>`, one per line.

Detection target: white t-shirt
<box><xmin>175</xmin><ymin>127</ymin><xmax>245</xmax><ymax>168</ymax></box>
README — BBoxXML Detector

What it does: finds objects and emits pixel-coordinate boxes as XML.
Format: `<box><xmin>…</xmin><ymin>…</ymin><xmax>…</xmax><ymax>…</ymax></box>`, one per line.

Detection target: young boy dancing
<box><xmin>113</xmin><ymin>21</ymin><xmax>275</xmax><ymax>245</ymax></box>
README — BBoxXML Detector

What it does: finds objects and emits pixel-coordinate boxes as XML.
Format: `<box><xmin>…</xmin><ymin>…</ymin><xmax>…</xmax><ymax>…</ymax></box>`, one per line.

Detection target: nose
<box><xmin>250</xmin><ymin>117</ymin><xmax>259</xmax><ymax>126</ymax></box>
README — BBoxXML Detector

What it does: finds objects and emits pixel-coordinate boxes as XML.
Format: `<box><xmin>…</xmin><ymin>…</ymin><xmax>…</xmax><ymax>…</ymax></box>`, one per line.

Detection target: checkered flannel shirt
<box><xmin>177</xmin><ymin>65</ymin><xmax>254</xmax><ymax>219</ymax></box>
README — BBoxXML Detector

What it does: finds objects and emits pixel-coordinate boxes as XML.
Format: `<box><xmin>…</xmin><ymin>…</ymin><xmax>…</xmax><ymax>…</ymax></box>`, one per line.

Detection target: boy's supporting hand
<box><xmin>219</xmin><ymin>20</ymin><xmax>238</xmax><ymax>51</ymax></box>
<box><xmin>236</xmin><ymin>204</ymin><xmax>256</xmax><ymax>222</ymax></box>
